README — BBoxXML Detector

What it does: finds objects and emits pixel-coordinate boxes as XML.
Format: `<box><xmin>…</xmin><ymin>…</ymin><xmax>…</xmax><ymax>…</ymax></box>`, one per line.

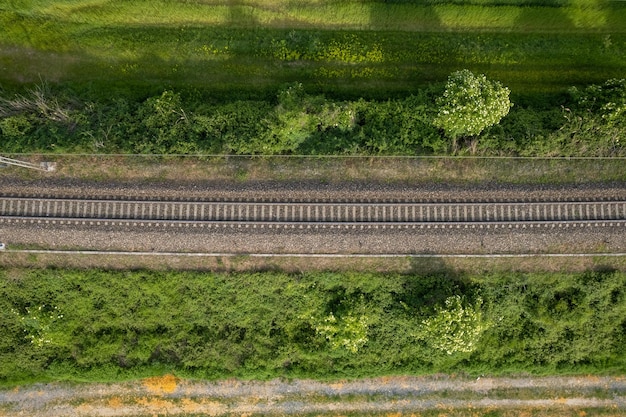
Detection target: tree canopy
<box><xmin>433</xmin><ymin>69</ymin><xmax>512</xmax><ymax>141</ymax></box>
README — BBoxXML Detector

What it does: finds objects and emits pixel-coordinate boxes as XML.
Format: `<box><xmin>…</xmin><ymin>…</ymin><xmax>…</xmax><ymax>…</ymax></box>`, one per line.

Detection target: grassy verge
<box><xmin>8</xmin><ymin>0</ymin><xmax>626</xmax><ymax>32</ymax></box>
<box><xmin>2</xmin><ymin>268</ymin><xmax>626</xmax><ymax>385</ymax></box>
<box><xmin>3</xmin><ymin>26</ymin><xmax>625</xmax><ymax>97</ymax></box>
<box><xmin>2</xmin><ymin>155</ymin><xmax>626</xmax><ymax>184</ymax></box>
<box><xmin>1</xmin><ymin>252</ymin><xmax>625</xmax><ymax>275</ymax></box>
<box><xmin>1</xmin><ymin>1</ymin><xmax>625</xmax><ymax>97</ymax></box>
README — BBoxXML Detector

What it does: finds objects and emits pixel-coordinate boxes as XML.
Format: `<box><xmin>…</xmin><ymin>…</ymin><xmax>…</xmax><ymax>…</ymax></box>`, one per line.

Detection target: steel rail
<box><xmin>1</xmin><ymin>216</ymin><xmax>625</xmax><ymax>230</ymax></box>
<box><xmin>2</xmin><ymin>195</ymin><xmax>625</xmax><ymax>204</ymax></box>
<box><xmin>2</xmin><ymin>194</ymin><xmax>625</xmax><ymax>207</ymax></box>
<box><xmin>0</xmin><ymin>196</ymin><xmax>625</xmax><ymax>228</ymax></box>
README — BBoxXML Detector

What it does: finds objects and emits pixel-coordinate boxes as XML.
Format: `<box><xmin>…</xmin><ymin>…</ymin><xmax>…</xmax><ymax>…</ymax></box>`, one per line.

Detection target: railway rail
<box><xmin>0</xmin><ymin>196</ymin><xmax>625</xmax><ymax>229</ymax></box>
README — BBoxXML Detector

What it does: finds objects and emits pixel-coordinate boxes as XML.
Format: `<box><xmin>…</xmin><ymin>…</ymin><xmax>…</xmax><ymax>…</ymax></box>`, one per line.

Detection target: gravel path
<box><xmin>2</xmin><ymin>177</ymin><xmax>625</xmax><ymax>202</ymax></box>
<box><xmin>2</xmin><ymin>375</ymin><xmax>626</xmax><ymax>416</ymax></box>
<box><xmin>1</xmin><ymin>221</ymin><xmax>625</xmax><ymax>254</ymax></box>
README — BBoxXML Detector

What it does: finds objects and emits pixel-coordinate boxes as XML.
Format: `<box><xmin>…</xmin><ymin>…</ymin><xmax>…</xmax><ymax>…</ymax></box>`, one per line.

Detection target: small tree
<box><xmin>433</xmin><ymin>69</ymin><xmax>512</xmax><ymax>150</ymax></box>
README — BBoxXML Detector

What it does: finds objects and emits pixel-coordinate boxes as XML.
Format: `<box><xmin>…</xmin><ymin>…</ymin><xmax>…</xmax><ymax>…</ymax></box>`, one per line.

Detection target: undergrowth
<box><xmin>1</xmin><ymin>78</ymin><xmax>624</xmax><ymax>156</ymax></box>
<box><xmin>2</xmin><ymin>268</ymin><xmax>626</xmax><ymax>386</ymax></box>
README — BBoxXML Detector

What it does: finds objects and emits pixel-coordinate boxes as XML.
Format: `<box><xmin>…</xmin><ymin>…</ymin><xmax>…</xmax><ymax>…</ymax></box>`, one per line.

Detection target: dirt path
<box><xmin>2</xmin><ymin>375</ymin><xmax>626</xmax><ymax>416</ymax></box>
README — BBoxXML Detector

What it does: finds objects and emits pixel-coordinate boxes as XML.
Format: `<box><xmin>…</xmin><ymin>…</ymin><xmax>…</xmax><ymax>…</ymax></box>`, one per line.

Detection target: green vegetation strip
<box><xmin>7</xmin><ymin>0</ymin><xmax>626</xmax><ymax>32</ymax></box>
<box><xmin>2</xmin><ymin>0</ymin><xmax>626</xmax><ymax>95</ymax></box>
<box><xmin>2</xmin><ymin>18</ymin><xmax>625</xmax><ymax>95</ymax></box>
<box><xmin>3</xmin><ymin>155</ymin><xmax>626</xmax><ymax>184</ymax></box>
<box><xmin>2</xmin><ymin>268</ymin><xmax>626</xmax><ymax>385</ymax></box>
<box><xmin>2</xmin><ymin>1</ymin><xmax>626</xmax><ymax>156</ymax></box>
<box><xmin>2</xmin><ymin>76</ymin><xmax>626</xmax><ymax>156</ymax></box>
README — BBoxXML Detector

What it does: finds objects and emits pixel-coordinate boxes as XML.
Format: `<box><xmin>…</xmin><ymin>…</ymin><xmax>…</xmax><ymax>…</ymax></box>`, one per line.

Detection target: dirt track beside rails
<box><xmin>2</xmin><ymin>375</ymin><xmax>626</xmax><ymax>416</ymax></box>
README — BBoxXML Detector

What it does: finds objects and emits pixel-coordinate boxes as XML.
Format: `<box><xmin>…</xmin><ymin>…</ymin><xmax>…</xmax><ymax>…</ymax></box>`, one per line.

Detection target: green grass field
<box><xmin>2</xmin><ymin>0</ymin><xmax>626</xmax><ymax>97</ymax></box>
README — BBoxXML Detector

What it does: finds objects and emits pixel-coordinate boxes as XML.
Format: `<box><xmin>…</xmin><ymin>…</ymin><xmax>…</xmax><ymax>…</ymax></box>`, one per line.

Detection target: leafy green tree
<box><xmin>433</xmin><ymin>69</ymin><xmax>512</xmax><ymax>149</ymax></box>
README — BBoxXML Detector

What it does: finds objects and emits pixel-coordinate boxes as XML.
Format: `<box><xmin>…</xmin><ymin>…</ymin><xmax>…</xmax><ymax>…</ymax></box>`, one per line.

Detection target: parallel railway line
<box><xmin>1</xmin><ymin>196</ymin><xmax>625</xmax><ymax>229</ymax></box>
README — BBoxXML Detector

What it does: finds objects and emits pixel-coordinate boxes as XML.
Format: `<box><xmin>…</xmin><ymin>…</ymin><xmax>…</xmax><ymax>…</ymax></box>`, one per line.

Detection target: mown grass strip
<box><xmin>1</xmin><ymin>1</ymin><xmax>625</xmax><ymax>95</ymax></box>
<box><xmin>6</xmin><ymin>0</ymin><xmax>626</xmax><ymax>32</ymax></box>
<box><xmin>3</xmin><ymin>25</ymin><xmax>625</xmax><ymax>94</ymax></box>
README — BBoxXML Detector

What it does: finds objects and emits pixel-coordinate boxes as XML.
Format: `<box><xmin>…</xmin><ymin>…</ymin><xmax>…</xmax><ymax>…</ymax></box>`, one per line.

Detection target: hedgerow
<box><xmin>1</xmin><ymin>77</ymin><xmax>624</xmax><ymax>156</ymax></box>
<box><xmin>2</xmin><ymin>269</ymin><xmax>626</xmax><ymax>385</ymax></box>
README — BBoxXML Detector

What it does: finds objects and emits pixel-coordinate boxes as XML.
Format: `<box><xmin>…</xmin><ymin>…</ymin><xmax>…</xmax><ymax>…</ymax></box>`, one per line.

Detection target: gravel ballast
<box><xmin>0</xmin><ymin>221</ymin><xmax>625</xmax><ymax>255</ymax></box>
<box><xmin>1</xmin><ymin>178</ymin><xmax>625</xmax><ymax>255</ymax></box>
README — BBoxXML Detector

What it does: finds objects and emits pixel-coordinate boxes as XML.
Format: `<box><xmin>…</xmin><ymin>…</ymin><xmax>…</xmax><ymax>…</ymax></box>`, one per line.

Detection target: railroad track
<box><xmin>0</xmin><ymin>196</ymin><xmax>625</xmax><ymax>229</ymax></box>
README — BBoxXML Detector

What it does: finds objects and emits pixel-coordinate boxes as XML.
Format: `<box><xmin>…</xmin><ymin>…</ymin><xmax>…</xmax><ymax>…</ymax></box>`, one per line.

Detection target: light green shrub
<box><xmin>417</xmin><ymin>295</ymin><xmax>487</xmax><ymax>355</ymax></box>
<box><xmin>433</xmin><ymin>69</ymin><xmax>512</xmax><ymax>143</ymax></box>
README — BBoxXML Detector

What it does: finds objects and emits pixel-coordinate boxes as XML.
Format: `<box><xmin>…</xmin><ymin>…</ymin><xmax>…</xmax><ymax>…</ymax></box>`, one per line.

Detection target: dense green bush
<box><xmin>477</xmin><ymin>271</ymin><xmax>626</xmax><ymax>369</ymax></box>
<box><xmin>433</xmin><ymin>70</ymin><xmax>512</xmax><ymax>148</ymax></box>
<box><xmin>0</xmin><ymin>78</ymin><xmax>624</xmax><ymax>156</ymax></box>
<box><xmin>2</xmin><ymin>269</ymin><xmax>626</xmax><ymax>384</ymax></box>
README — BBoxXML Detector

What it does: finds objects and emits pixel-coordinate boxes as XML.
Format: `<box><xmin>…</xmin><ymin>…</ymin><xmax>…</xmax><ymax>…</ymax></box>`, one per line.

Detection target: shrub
<box><xmin>433</xmin><ymin>69</ymin><xmax>512</xmax><ymax>148</ymax></box>
<box><xmin>417</xmin><ymin>295</ymin><xmax>487</xmax><ymax>356</ymax></box>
